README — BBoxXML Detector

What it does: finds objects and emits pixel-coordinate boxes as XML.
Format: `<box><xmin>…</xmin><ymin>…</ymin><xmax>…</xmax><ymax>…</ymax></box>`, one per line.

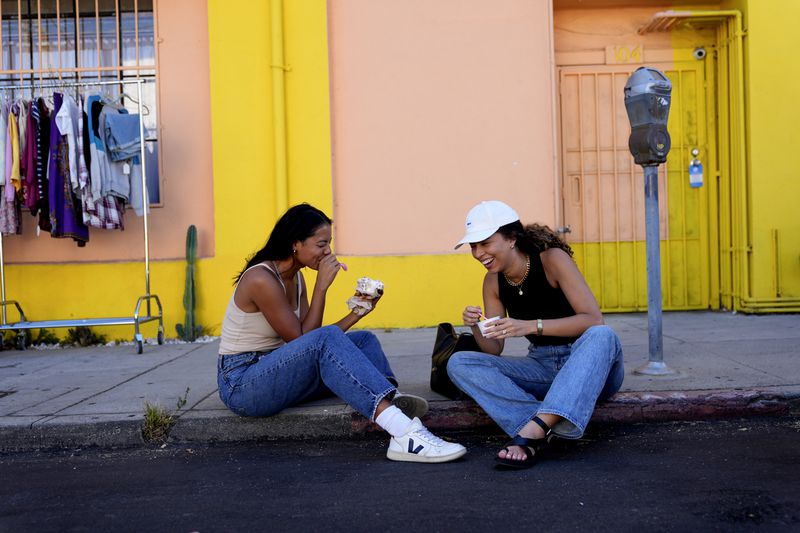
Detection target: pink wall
<box><xmin>328</xmin><ymin>0</ymin><xmax>557</xmax><ymax>255</ymax></box>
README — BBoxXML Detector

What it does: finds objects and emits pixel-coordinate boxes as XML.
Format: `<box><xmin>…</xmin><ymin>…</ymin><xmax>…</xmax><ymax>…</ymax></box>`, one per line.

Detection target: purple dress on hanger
<box><xmin>48</xmin><ymin>92</ymin><xmax>89</xmax><ymax>245</ymax></box>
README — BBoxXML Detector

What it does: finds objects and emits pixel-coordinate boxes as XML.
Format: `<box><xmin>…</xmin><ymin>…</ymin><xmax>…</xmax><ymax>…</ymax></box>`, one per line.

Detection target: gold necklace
<box><xmin>503</xmin><ymin>255</ymin><xmax>530</xmax><ymax>296</ymax></box>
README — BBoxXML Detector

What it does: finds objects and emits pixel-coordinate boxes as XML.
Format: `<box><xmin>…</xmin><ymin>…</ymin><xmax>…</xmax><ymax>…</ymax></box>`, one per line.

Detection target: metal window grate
<box><xmin>0</xmin><ymin>0</ymin><xmax>160</xmax><ymax>203</ymax></box>
<box><xmin>0</xmin><ymin>0</ymin><xmax>155</xmax><ymax>83</ymax></box>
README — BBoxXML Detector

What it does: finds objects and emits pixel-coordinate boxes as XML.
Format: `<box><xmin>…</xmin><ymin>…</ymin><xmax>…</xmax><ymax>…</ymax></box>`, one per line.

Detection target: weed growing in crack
<box><xmin>141</xmin><ymin>387</ymin><xmax>191</xmax><ymax>444</ymax></box>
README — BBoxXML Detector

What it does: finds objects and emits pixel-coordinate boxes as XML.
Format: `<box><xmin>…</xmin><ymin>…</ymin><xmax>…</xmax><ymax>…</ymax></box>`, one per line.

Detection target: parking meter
<box><xmin>624</xmin><ymin>67</ymin><xmax>672</xmax><ymax>166</ymax></box>
<box><xmin>623</xmin><ymin>66</ymin><xmax>676</xmax><ymax>376</ymax></box>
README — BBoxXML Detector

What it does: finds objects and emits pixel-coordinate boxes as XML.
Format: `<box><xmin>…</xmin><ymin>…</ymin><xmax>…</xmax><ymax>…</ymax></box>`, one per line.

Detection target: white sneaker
<box><xmin>391</xmin><ymin>393</ymin><xmax>429</xmax><ymax>419</ymax></box>
<box><xmin>386</xmin><ymin>418</ymin><xmax>467</xmax><ymax>463</ymax></box>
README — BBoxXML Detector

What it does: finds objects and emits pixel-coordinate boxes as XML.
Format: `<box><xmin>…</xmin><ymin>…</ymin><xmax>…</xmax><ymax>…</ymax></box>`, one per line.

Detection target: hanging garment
<box><xmin>32</xmin><ymin>98</ymin><xmax>52</xmax><ymax>232</ymax></box>
<box><xmin>97</xmin><ymin>106</ymin><xmax>130</xmax><ymax>202</ymax></box>
<box><xmin>126</xmin><ymin>150</ymin><xmax>146</xmax><ymax>218</ymax></box>
<box><xmin>17</xmin><ymin>98</ymin><xmax>28</xmax><ymax>158</ymax></box>
<box><xmin>0</xmin><ymin>102</ymin><xmax>20</xmax><ymax>235</ymax></box>
<box><xmin>81</xmin><ymin>100</ymin><xmax>124</xmax><ymax>230</ymax></box>
<box><xmin>6</xmin><ymin>103</ymin><xmax>21</xmax><ymax>197</ymax></box>
<box><xmin>103</xmin><ymin>110</ymin><xmax>147</xmax><ymax>217</ymax></box>
<box><xmin>103</xmin><ymin>112</ymin><xmax>142</xmax><ymax>161</ymax></box>
<box><xmin>0</xmin><ymin>101</ymin><xmax>5</xmax><ymax>178</ymax></box>
<box><xmin>98</xmin><ymin>106</ymin><xmax>146</xmax><ymax>216</ymax></box>
<box><xmin>23</xmin><ymin>100</ymin><xmax>38</xmax><ymax>209</ymax></box>
<box><xmin>55</xmin><ymin>94</ymin><xmax>89</xmax><ymax>194</ymax></box>
<box><xmin>84</xmin><ymin>95</ymin><xmax>124</xmax><ymax>230</ymax></box>
<box><xmin>48</xmin><ymin>93</ymin><xmax>88</xmax><ymax>245</ymax></box>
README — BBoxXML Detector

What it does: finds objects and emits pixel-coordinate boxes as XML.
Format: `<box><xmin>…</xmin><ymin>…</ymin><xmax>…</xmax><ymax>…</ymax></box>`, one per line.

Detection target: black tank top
<box><xmin>498</xmin><ymin>252</ymin><xmax>578</xmax><ymax>345</ymax></box>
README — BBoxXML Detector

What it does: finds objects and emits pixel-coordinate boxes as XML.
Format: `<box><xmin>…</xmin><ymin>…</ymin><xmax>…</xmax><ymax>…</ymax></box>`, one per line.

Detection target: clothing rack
<box><xmin>0</xmin><ymin>78</ymin><xmax>163</xmax><ymax>354</ymax></box>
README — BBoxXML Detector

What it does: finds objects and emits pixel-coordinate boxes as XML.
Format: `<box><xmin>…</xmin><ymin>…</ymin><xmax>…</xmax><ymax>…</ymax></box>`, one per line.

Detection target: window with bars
<box><xmin>0</xmin><ymin>0</ymin><xmax>160</xmax><ymax>203</ymax></box>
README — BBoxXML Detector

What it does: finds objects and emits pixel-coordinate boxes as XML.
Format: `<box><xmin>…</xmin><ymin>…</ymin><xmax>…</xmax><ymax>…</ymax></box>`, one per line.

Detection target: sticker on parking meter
<box><xmin>689</xmin><ymin>162</ymin><xmax>703</xmax><ymax>188</ymax></box>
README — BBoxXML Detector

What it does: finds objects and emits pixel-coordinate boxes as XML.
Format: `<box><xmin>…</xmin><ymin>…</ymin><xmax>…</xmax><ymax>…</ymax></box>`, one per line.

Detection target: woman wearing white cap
<box><xmin>448</xmin><ymin>200</ymin><xmax>624</xmax><ymax>469</ymax></box>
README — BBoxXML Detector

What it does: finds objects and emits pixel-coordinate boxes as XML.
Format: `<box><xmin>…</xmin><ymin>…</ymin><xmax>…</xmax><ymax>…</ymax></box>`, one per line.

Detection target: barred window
<box><xmin>0</xmin><ymin>0</ymin><xmax>160</xmax><ymax>203</ymax></box>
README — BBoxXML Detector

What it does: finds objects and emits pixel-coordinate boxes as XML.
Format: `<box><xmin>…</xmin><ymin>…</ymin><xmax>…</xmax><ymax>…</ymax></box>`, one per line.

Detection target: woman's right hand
<box><xmin>463</xmin><ymin>305</ymin><xmax>483</xmax><ymax>327</ymax></box>
<box><xmin>316</xmin><ymin>253</ymin><xmax>343</xmax><ymax>291</ymax></box>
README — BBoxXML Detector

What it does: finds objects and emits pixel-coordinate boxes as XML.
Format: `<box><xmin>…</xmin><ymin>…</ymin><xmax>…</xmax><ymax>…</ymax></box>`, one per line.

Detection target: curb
<box><xmin>2</xmin><ymin>388</ymin><xmax>798</xmax><ymax>452</ymax></box>
<box><xmin>0</xmin><ymin>419</ymin><xmax>145</xmax><ymax>452</ymax></box>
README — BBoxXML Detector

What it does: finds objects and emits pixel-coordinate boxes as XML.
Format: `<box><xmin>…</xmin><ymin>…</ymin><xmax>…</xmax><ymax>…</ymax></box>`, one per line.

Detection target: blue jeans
<box><xmin>447</xmin><ymin>325</ymin><xmax>624</xmax><ymax>439</ymax></box>
<box><xmin>218</xmin><ymin>326</ymin><xmax>397</xmax><ymax>420</ymax></box>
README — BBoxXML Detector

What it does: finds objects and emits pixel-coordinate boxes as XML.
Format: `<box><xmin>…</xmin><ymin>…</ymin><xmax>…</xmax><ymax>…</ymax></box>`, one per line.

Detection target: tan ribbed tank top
<box><xmin>218</xmin><ymin>263</ymin><xmax>302</xmax><ymax>355</ymax></box>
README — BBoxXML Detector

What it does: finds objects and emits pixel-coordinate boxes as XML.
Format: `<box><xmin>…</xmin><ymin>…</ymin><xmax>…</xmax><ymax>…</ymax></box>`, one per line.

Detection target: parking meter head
<box><xmin>624</xmin><ymin>67</ymin><xmax>673</xmax><ymax>166</ymax></box>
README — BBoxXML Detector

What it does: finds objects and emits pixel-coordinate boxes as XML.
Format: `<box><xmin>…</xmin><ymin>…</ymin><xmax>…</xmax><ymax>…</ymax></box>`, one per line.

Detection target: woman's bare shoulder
<box><xmin>238</xmin><ymin>264</ymin><xmax>279</xmax><ymax>293</ymax></box>
<box><xmin>539</xmin><ymin>247</ymin><xmax>579</xmax><ymax>285</ymax></box>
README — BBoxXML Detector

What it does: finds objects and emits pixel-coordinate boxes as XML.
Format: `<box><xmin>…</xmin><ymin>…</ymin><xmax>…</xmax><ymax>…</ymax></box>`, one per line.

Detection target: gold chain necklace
<box><xmin>503</xmin><ymin>255</ymin><xmax>530</xmax><ymax>296</ymax></box>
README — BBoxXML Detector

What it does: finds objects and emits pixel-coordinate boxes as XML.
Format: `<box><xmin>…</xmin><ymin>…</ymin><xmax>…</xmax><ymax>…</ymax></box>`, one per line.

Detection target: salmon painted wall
<box><xmin>318</xmin><ymin>0</ymin><xmax>557</xmax><ymax>327</ymax></box>
<box><xmin>328</xmin><ymin>0</ymin><xmax>557</xmax><ymax>256</ymax></box>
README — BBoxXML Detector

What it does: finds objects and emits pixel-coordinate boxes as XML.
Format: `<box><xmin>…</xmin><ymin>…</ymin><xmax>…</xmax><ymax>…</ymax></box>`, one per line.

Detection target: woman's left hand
<box><xmin>353</xmin><ymin>291</ymin><xmax>383</xmax><ymax>319</ymax></box>
<box><xmin>354</xmin><ymin>289</ymin><xmax>384</xmax><ymax>316</ymax></box>
<box><xmin>483</xmin><ymin>317</ymin><xmax>529</xmax><ymax>339</ymax></box>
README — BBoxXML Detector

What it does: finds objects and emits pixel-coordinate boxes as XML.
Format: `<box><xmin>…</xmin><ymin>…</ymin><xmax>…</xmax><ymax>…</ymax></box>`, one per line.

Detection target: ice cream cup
<box><xmin>477</xmin><ymin>316</ymin><xmax>500</xmax><ymax>336</ymax></box>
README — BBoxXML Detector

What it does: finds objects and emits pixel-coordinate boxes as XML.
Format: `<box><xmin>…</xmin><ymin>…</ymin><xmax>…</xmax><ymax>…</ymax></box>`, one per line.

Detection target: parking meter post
<box><xmin>623</xmin><ymin>66</ymin><xmax>677</xmax><ymax>376</ymax></box>
<box><xmin>635</xmin><ymin>165</ymin><xmax>674</xmax><ymax>375</ymax></box>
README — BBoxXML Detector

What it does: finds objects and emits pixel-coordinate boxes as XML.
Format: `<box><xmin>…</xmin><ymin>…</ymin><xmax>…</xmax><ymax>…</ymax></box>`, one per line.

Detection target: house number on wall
<box><xmin>605</xmin><ymin>45</ymin><xmax>644</xmax><ymax>65</ymax></box>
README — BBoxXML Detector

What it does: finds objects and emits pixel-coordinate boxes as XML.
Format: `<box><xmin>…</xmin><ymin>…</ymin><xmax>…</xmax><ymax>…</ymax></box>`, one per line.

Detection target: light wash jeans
<box><xmin>218</xmin><ymin>326</ymin><xmax>397</xmax><ymax>421</ymax></box>
<box><xmin>447</xmin><ymin>325</ymin><xmax>624</xmax><ymax>439</ymax></box>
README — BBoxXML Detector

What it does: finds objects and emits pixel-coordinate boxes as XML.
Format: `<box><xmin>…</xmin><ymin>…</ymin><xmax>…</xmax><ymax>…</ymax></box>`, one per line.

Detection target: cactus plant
<box><xmin>176</xmin><ymin>225</ymin><xmax>204</xmax><ymax>341</ymax></box>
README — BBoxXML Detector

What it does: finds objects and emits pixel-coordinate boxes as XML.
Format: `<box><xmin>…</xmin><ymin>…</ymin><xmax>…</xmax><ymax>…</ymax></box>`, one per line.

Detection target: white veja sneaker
<box><xmin>386</xmin><ymin>418</ymin><xmax>467</xmax><ymax>463</ymax></box>
<box><xmin>391</xmin><ymin>393</ymin><xmax>429</xmax><ymax>419</ymax></box>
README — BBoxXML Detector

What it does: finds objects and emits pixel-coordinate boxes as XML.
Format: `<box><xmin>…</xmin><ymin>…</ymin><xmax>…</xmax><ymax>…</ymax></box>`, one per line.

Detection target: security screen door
<box><xmin>558</xmin><ymin>60</ymin><xmax>714</xmax><ymax>311</ymax></box>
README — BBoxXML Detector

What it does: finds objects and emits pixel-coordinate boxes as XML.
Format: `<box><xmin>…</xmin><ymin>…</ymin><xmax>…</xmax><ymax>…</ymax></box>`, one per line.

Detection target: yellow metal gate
<box><xmin>559</xmin><ymin>59</ymin><xmax>715</xmax><ymax>311</ymax></box>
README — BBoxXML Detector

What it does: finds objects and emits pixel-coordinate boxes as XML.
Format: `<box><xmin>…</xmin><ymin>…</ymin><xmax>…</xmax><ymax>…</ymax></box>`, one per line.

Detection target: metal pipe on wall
<box><xmin>271</xmin><ymin>0</ymin><xmax>289</xmax><ymax>217</ymax></box>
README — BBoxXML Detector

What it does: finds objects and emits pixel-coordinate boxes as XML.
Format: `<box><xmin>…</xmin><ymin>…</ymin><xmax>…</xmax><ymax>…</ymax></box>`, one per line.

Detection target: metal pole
<box><xmin>0</xmin><ymin>79</ymin><xmax>150</xmax><ymax>92</ymax></box>
<box><xmin>635</xmin><ymin>165</ymin><xmax>675</xmax><ymax>375</ymax></box>
<box><xmin>137</xmin><ymin>79</ymin><xmax>151</xmax><ymax>317</ymax></box>
<box><xmin>0</xmin><ymin>231</ymin><xmax>6</xmax><ymax>324</ymax></box>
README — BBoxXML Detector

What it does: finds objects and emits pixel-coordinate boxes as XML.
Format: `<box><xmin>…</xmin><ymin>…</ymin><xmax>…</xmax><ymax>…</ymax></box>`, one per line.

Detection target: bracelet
<box><xmin>536</xmin><ymin>318</ymin><xmax>543</xmax><ymax>336</ymax></box>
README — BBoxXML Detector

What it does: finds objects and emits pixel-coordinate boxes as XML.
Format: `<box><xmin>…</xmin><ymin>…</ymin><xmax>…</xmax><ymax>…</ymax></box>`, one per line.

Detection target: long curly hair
<box><xmin>496</xmin><ymin>220</ymin><xmax>573</xmax><ymax>257</ymax></box>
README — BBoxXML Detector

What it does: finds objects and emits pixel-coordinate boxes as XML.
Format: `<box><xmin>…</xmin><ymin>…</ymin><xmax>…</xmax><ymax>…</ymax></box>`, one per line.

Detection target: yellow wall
<box><xmin>738</xmin><ymin>0</ymin><xmax>800</xmax><ymax>302</ymax></box>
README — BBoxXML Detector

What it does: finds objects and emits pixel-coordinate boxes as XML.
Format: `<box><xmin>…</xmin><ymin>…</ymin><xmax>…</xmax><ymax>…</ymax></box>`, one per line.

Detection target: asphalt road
<box><xmin>2</xmin><ymin>417</ymin><xmax>799</xmax><ymax>532</ymax></box>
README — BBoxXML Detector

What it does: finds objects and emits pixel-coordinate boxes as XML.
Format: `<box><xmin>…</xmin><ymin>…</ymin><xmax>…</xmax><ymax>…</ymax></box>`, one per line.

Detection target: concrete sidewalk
<box><xmin>1</xmin><ymin>311</ymin><xmax>798</xmax><ymax>451</ymax></box>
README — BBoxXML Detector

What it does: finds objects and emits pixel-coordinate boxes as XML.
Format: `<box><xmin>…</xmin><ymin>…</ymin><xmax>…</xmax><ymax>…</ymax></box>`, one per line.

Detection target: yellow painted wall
<box><xmin>2</xmin><ymin>261</ymin><xmax>184</xmax><ymax>341</ymax></box>
<box><xmin>738</xmin><ymin>0</ymin><xmax>800</xmax><ymax>302</ymax></box>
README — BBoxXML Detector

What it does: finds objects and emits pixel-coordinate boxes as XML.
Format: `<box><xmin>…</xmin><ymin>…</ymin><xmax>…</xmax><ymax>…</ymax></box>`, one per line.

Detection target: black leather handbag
<box><xmin>430</xmin><ymin>322</ymin><xmax>481</xmax><ymax>400</ymax></box>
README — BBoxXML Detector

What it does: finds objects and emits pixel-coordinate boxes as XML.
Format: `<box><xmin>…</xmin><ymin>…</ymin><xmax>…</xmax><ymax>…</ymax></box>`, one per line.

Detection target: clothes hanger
<box><xmin>108</xmin><ymin>91</ymin><xmax>150</xmax><ymax>116</ymax></box>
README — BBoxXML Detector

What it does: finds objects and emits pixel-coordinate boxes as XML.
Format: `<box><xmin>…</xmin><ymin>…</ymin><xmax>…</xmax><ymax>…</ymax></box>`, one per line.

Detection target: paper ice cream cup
<box><xmin>477</xmin><ymin>316</ymin><xmax>500</xmax><ymax>336</ymax></box>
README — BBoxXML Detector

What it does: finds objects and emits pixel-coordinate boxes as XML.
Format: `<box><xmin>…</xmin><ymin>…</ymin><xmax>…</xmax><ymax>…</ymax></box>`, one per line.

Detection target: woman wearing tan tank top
<box><xmin>218</xmin><ymin>204</ymin><xmax>466</xmax><ymax>463</ymax></box>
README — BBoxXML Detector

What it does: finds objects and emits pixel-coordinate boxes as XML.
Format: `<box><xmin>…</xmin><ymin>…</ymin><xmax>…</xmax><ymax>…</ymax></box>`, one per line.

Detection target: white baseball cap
<box><xmin>454</xmin><ymin>200</ymin><xmax>520</xmax><ymax>249</ymax></box>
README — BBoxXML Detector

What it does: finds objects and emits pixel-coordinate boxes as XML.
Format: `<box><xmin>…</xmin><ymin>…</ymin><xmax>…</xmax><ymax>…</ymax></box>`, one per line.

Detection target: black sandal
<box><xmin>495</xmin><ymin>416</ymin><xmax>551</xmax><ymax>470</ymax></box>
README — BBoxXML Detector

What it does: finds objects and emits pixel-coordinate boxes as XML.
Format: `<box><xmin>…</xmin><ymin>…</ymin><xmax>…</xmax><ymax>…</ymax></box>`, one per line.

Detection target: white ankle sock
<box><xmin>375</xmin><ymin>406</ymin><xmax>413</xmax><ymax>438</ymax></box>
